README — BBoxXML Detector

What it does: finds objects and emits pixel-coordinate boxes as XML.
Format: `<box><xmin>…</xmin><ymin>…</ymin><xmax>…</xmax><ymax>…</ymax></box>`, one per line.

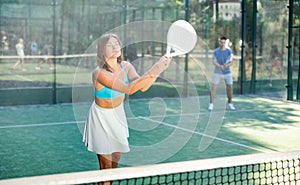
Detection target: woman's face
<box><xmin>105</xmin><ymin>37</ymin><xmax>121</xmax><ymax>60</ymax></box>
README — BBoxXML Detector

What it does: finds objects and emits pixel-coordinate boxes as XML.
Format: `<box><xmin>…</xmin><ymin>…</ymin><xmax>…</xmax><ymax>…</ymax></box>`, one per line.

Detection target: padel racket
<box><xmin>225</xmin><ymin>54</ymin><xmax>233</xmax><ymax>64</ymax></box>
<box><xmin>166</xmin><ymin>20</ymin><xmax>197</xmax><ymax>57</ymax></box>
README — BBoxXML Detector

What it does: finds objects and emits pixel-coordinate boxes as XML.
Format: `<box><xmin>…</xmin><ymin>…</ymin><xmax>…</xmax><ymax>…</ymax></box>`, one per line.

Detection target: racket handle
<box><xmin>165</xmin><ymin>46</ymin><xmax>171</xmax><ymax>57</ymax></box>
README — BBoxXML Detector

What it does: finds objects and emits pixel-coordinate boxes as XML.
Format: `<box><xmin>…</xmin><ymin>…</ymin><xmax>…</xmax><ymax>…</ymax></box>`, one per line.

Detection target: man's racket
<box><xmin>166</xmin><ymin>20</ymin><xmax>197</xmax><ymax>57</ymax></box>
<box><xmin>225</xmin><ymin>54</ymin><xmax>233</xmax><ymax>64</ymax></box>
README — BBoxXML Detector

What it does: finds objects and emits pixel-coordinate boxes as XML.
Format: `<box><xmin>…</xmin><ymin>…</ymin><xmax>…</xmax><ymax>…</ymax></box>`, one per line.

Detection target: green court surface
<box><xmin>0</xmin><ymin>95</ymin><xmax>300</xmax><ymax>180</ymax></box>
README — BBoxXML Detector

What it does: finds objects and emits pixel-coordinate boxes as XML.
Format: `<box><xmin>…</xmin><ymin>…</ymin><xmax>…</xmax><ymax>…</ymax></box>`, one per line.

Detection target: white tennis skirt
<box><xmin>83</xmin><ymin>101</ymin><xmax>130</xmax><ymax>154</ymax></box>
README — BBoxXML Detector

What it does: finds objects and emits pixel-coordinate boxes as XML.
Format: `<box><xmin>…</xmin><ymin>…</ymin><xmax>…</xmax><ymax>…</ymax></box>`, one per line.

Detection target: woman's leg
<box><xmin>13</xmin><ymin>59</ymin><xmax>20</xmax><ymax>69</ymax></box>
<box><xmin>112</xmin><ymin>152</ymin><xmax>121</xmax><ymax>168</ymax></box>
<box><xmin>96</xmin><ymin>153</ymin><xmax>121</xmax><ymax>185</ymax></box>
<box><xmin>21</xmin><ymin>58</ymin><xmax>25</xmax><ymax>71</ymax></box>
<box><xmin>97</xmin><ymin>154</ymin><xmax>112</xmax><ymax>169</ymax></box>
<box><xmin>97</xmin><ymin>154</ymin><xmax>113</xmax><ymax>185</ymax></box>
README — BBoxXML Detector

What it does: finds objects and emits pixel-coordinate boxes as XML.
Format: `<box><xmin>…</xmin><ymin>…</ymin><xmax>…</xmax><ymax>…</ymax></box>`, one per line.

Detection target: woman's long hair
<box><xmin>96</xmin><ymin>33</ymin><xmax>123</xmax><ymax>72</ymax></box>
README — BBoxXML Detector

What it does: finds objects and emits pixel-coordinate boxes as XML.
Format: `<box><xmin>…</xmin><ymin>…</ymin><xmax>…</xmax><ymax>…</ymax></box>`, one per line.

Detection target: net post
<box><xmin>286</xmin><ymin>0</ymin><xmax>294</xmax><ymax>100</ymax></box>
<box><xmin>51</xmin><ymin>0</ymin><xmax>57</xmax><ymax>104</ymax></box>
<box><xmin>183</xmin><ymin>0</ymin><xmax>191</xmax><ymax>98</ymax></box>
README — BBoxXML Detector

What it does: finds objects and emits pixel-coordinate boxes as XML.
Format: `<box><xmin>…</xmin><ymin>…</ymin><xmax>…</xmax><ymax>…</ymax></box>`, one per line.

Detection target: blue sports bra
<box><xmin>94</xmin><ymin>63</ymin><xmax>129</xmax><ymax>99</ymax></box>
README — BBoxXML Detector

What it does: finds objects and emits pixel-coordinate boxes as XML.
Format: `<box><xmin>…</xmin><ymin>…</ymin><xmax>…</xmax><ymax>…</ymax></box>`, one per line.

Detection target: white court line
<box><xmin>0</xmin><ymin>121</ymin><xmax>81</xmax><ymax>129</ymax></box>
<box><xmin>15</xmin><ymin>75</ymin><xmax>33</xmax><ymax>81</ymax></box>
<box><xmin>0</xmin><ymin>107</ymin><xmax>276</xmax><ymax>129</ymax></box>
<box><xmin>136</xmin><ymin>107</ymin><xmax>277</xmax><ymax>119</ymax></box>
<box><xmin>0</xmin><ymin>106</ymin><xmax>282</xmax><ymax>153</ymax></box>
<box><xmin>138</xmin><ymin>116</ymin><xmax>267</xmax><ymax>153</ymax></box>
<box><xmin>1</xmin><ymin>117</ymin><xmax>268</xmax><ymax>153</ymax></box>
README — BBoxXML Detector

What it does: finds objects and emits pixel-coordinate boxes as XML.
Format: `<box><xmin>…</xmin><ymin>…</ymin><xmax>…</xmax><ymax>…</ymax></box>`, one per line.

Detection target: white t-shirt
<box><xmin>15</xmin><ymin>43</ymin><xmax>25</xmax><ymax>57</ymax></box>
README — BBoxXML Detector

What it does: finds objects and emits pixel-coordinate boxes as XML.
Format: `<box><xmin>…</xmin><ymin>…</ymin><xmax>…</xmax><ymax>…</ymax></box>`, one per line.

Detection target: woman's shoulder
<box><xmin>93</xmin><ymin>67</ymin><xmax>106</xmax><ymax>77</ymax></box>
<box><xmin>93</xmin><ymin>66</ymin><xmax>101</xmax><ymax>73</ymax></box>
<box><xmin>92</xmin><ymin>67</ymin><xmax>115</xmax><ymax>83</ymax></box>
<box><xmin>121</xmin><ymin>61</ymin><xmax>134</xmax><ymax>70</ymax></box>
<box><xmin>122</xmin><ymin>60</ymin><xmax>131</xmax><ymax>66</ymax></box>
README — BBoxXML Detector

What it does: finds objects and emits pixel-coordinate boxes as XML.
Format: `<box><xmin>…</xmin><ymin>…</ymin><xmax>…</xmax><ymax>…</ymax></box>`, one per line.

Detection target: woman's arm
<box><xmin>127</xmin><ymin>56</ymin><xmax>171</xmax><ymax>94</ymax></box>
<box><xmin>124</xmin><ymin>61</ymin><xmax>161</xmax><ymax>92</ymax></box>
<box><xmin>95</xmin><ymin>56</ymin><xmax>171</xmax><ymax>95</ymax></box>
<box><xmin>140</xmin><ymin>75</ymin><xmax>158</xmax><ymax>92</ymax></box>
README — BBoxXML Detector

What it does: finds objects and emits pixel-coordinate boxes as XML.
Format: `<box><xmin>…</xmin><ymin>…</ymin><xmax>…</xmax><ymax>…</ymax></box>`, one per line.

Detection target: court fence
<box><xmin>1</xmin><ymin>0</ymin><xmax>299</xmax><ymax>105</ymax></box>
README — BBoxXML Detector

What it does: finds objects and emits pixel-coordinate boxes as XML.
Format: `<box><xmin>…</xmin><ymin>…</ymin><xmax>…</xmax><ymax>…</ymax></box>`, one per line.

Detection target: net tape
<box><xmin>1</xmin><ymin>150</ymin><xmax>299</xmax><ymax>185</ymax></box>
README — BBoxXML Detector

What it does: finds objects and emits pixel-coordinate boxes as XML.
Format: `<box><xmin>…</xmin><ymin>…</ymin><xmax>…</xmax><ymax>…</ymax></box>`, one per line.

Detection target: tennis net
<box><xmin>1</xmin><ymin>150</ymin><xmax>299</xmax><ymax>185</ymax></box>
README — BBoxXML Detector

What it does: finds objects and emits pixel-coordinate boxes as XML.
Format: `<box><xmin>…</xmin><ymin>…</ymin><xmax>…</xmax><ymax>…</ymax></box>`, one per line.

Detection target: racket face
<box><xmin>166</xmin><ymin>20</ymin><xmax>197</xmax><ymax>57</ymax></box>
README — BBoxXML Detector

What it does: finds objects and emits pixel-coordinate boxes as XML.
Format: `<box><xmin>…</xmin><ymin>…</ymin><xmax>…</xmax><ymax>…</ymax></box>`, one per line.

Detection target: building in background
<box><xmin>213</xmin><ymin>0</ymin><xmax>240</xmax><ymax>21</ymax></box>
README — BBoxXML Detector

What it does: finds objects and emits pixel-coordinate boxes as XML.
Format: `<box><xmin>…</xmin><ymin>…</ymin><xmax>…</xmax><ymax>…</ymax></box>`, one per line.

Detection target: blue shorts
<box><xmin>212</xmin><ymin>73</ymin><xmax>233</xmax><ymax>85</ymax></box>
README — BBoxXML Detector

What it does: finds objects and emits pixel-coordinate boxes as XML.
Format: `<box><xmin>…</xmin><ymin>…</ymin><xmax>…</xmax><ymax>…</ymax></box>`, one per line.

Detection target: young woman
<box><xmin>82</xmin><ymin>33</ymin><xmax>172</xmax><ymax>175</ymax></box>
<box><xmin>13</xmin><ymin>38</ymin><xmax>26</xmax><ymax>71</ymax></box>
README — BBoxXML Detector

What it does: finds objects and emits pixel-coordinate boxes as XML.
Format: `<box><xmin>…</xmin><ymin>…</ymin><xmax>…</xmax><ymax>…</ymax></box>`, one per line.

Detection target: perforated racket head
<box><xmin>166</xmin><ymin>20</ymin><xmax>197</xmax><ymax>57</ymax></box>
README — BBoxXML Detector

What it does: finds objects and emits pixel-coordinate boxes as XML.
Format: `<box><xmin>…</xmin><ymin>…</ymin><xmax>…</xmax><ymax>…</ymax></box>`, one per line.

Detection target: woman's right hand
<box><xmin>152</xmin><ymin>56</ymin><xmax>172</xmax><ymax>75</ymax></box>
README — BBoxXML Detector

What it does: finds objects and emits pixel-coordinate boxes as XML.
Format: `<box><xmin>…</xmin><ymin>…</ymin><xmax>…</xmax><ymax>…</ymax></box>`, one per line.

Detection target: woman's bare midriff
<box><xmin>95</xmin><ymin>96</ymin><xmax>124</xmax><ymax>108</ymax></box>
